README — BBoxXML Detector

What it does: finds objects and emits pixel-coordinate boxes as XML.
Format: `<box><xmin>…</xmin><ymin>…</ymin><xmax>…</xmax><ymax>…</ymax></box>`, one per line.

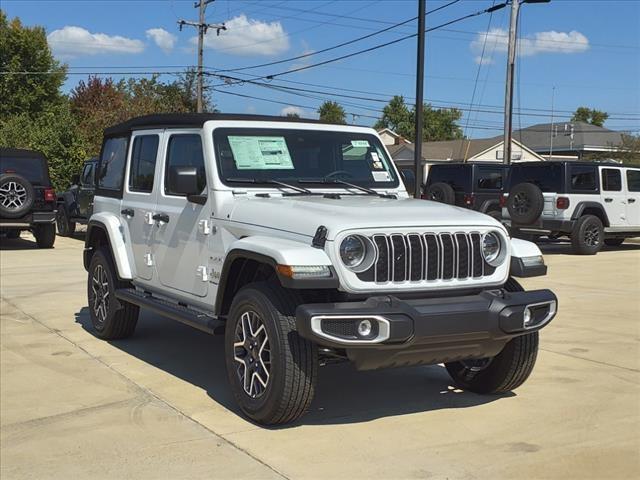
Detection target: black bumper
<box><xmin>0</xmin><ymin>211</ymin><xmax>56</xmax><ymax>228</ymax></box>
<box><xmin>296</xmin><ymin>288</ymin><xmax>557</xmax><ymax>370</ymax></box>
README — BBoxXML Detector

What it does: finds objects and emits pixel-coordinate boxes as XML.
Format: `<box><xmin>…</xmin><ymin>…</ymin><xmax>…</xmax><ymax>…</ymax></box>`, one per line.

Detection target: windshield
<box><xmin>0</xmin><ymin>156</ymin><xmax>47</xmax><ymax>184</ymax></box>
<box><xmin>213</xmin><ymin>128</ymin><xmax>399</xmax><ymax>189</ymax></box>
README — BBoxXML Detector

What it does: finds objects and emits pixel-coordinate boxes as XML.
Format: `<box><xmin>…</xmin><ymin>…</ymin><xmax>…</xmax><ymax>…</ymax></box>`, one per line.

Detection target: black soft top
<box><xmin>0</xmin><ymin>147</ymin><xmax>51</xmax><ymax>185</ymax></box>
<box><xmin>104</xmin><ymin>113</ymin><xmax>331</xmax><ymax>138</ymax></box>
<box><xmin>0</xmin><ymin>147</ymin><xmax>47</xmax><ymax>161</ymax></box>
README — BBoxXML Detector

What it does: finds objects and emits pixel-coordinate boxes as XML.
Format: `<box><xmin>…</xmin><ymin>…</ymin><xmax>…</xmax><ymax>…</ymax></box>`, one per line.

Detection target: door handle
<box><xmin>629</xmin><ymin>198</ymin><xmax>636</xmax><ymax>204</ymax></box>
<box><xmin>152</xmin><ymin>213</ymin><xmax>170</xmax><ymax>224</ymax></box>
<box><xmin>121</xmin><ymin>208</ymin><xmax>134</xmax><ymax>217</ymax></box>
<box><xmin>604</xmin><ymin>198</ymin><xmax>613</xmax><ymax>203</ymax></box>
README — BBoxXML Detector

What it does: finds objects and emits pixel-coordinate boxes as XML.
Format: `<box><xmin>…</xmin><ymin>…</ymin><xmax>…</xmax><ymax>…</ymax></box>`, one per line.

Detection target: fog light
<box><xmin>523</xmin><ymin>307</ymin><xmax>533</xmax><ymax>328</ymax></box>
<box><xmin>357</xmin><ymin>319</ymin><xmax>373</xmax><ymax>337</ymax></box>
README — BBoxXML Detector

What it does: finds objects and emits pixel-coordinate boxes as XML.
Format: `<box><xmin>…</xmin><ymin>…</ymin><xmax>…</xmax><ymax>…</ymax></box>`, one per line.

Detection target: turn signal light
<box><xmin>499</xmin><ymin>195</ymin><xmax>507</xmax><ymax>207</ymax></box>
<box><xmin>463</xmin><ymin>194</ymin><xmax>475</xmax><ymax>206</ymax></box>
<box><xmin>44</xmin><ymin>188</ymin><xmax>56</xmax><ymax>202</ymax></box>
<box><xmin>556</xmin><ymin>197</ymin><xmax>570</xmax><ymax>210</ymax></box>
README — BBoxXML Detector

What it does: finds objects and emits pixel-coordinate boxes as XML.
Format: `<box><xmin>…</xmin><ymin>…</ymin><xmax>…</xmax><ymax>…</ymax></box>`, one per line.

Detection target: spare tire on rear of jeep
<box><xmin>0</xmin><ymin>173</ymin><xmax>35</xmax><ymax>219</ymax></box>
<box><xmin>507</xmin><ymin>182</ymin><xmax>544</xmax><ymax>225</ymax></box>
<box><xmin>425</xmin><ymin>182</ymin><xmax>455</xmax><ymax>205</ymax></box>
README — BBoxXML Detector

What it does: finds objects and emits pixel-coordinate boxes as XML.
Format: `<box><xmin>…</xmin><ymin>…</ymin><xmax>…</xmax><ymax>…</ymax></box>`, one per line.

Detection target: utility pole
<box><xmin>413</xmin><ymin>0</ymin><xmax>426</xmax><ymax>198</ymax></box>
<box><xmin>549</xmin><ymin>86</ymin><xmax>555</xmax><ymax>160</ymax></box>
<box><xmin>178</xmin><ymin>0</ymin><xmax>226</xmax><ymax>113</ymax></box>
<box><xmin>502</xmin><ymin>0</ymin><xmax>519</xmax><ymax>165</ymax></box>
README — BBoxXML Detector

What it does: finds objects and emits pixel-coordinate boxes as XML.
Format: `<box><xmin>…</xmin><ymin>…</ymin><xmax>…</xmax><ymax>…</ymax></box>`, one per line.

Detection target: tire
<box><xmin>571</xmin><ymin>215</ymin><xmax>603</xmax><ymax>255</ymax></box>
<box><xmin>425</xmin><ymin>182</ymin><xmax>455</xmax><ymax>205</ymax></box>
<box><xmin>507</xmin><ymin>182</ymin><xmax>544</xmax><ymax>225</ymax></box>
<box><xmin>34</xmin><ymin>223</ymin><xmax>56</xmax><ymax>248</ymax></box>
<box><xmin>225</xmin><ymin>282</ymin><xmax>317</xmax><ymax>425</ymax></box>
<box><xmin>87</xmin><ymin>248</ymin><xmax>139</xmax><ymax>340</ymax></box>
<box><xmin>4</xmin><ymin>229</ymin><xmax>20</xmax><ymax>239</ymax></box>
<box><xmin>56</xmin><ymin>207</ymin><xmax>76</xmax><ymax>236</ymax></box>
<box><xmin>604</xmin><ymin>238</ymin><xmax>624</xmax><ymax>247</ymax></box>
<box><xmin>445</xmin><ymin>278</ymin><xmax>539</xmax><ymax>394</ymax></box>
<box><xmin>0</xmin><ymin>173</ymin><xmax>35</xmax><ymax>219</ymax></box>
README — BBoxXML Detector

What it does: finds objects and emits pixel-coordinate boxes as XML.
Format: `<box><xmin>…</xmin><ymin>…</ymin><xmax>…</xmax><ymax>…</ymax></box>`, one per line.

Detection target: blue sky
<box><xmin>4</xmin><ymin>0</ymin><xmax>640</xmax><ymax>137</ymax></box>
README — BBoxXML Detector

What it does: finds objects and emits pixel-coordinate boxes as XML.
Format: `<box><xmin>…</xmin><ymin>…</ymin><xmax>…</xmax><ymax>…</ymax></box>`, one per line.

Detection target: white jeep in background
<box><xmin>84</xmin><ymin>114</ymin><xmax>557</xmax><ymax>425</ymax></box>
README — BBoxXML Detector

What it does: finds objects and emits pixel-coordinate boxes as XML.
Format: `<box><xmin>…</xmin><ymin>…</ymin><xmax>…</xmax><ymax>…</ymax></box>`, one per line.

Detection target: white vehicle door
<box><xmin>152</xmin><ymin>130</ymin><xmax>211</xmax><ymax>298</ymax></box>
<box><xmin>121</xmin><ymin>131</ymin><xmax>163</xmax><ymax>281</ymax></box>
<box><xmin>599</xmin><ymin>166</ymin><xmax>627</xmax><ymax>228</ymax></box>
<box><xmin>624</xmin><ymin>168</ymin><xmax>640</xmax><ymax>228</ymax></box>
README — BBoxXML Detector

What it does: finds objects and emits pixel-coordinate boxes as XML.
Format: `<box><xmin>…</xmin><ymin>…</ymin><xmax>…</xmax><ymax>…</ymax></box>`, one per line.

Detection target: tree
<box><xmin>375</xmin><ymin>95</ymin><xmax>463</xmax><ymax>142</ymax></box>
<box><xmin>318</xmin><ymin>101</ymin><xmax>346</xmax><ymax>124</ymax></box>
<box><xmin>0</xmin><ymin>11</ymin><xmax>67</xmax><ymax>118</ymax></box>
<box><xmin>285</xmin><ymin>112</ymin><xmax>300</xmax><ymax>119</ymax></box>
<box><xmin>571</xmin><ymin>107</ymin><xmax>609</xmax><ymax>127</ymax></box>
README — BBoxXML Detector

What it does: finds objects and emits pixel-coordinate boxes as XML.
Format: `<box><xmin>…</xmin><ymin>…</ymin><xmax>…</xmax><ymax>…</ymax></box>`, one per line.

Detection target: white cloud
<box><xmin>47</xmin><ymin>26</ymin><xmax>144</xmax><ymax>58</ymax></box>
<box><xmin>280</xmin><ymin>106</ymin><xmax>305</xmax><ymax>117</ymax></box>
<box><xmin>474</xmin><ymin>55</ymin><xmax>494</xmax><ymax>65</ymax></box>
<box><xmin>199</xmin><ymin>15</ymin><xmax>289</xmax><ymax>56</ymax></box>
<box><xmin>146</xmin><ymin>28</ymin><xmax>177</xmax><ymax>53</ymax></box>
<box><xmin>471</xmin><ymin>28</ymin><xmax>590</xmax><ymax>58</ymax></box>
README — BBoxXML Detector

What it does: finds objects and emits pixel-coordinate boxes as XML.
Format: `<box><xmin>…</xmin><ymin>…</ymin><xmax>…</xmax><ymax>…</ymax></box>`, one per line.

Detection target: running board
<box><xmin>115</xmin><ymin>288</ymin><xmax>224</xmax><ymax>335</ymax></box>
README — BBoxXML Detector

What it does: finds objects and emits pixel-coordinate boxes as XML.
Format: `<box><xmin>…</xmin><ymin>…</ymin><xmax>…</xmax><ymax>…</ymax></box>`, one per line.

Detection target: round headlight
<box><xmin>481</xmin><ymin>232</ymin><xmax>504</xmax><ymax>267</ymax></box>
<box><xmin>340</xmin><ymin>235</ymin><xmax>366</xmax><ymax>269</ymax></box>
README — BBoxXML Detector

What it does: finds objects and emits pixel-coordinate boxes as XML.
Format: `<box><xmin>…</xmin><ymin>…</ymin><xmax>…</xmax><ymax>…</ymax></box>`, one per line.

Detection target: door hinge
<box><xmin>144</xmin><ymin>253</ymin><xmax>154</xmax><ymax>267</ymax></box>
<box><xmin>144</xmin><ymin>211</ymin><xmax>155</xmax><ymax>225</ymax></box>
<box><xmin>198</xmin><ymin>219</ymin><xmax>216</xmax><ymax>235</ymax></box>
<box><xmin>196</xmin><ymin>265</ymin><xmax>210</xmax><ymax>282</ymax></box>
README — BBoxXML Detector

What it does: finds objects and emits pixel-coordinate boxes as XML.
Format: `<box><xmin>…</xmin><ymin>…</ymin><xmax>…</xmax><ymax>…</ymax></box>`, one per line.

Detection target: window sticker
<box><xmin>372</xmin><ymin>171</ymin><xmax>391</xmax><ymax>182</ymax></box>
<box><xmin>228</xmin><ymin>136</ymin><xmax>294</xmax><ymax>170</ymax></box>
<box><xmin>370</xmin><ymin>151</ymin><xmax>384</xmax><ymax>170</ymax></box>
<box><xmin>351</xmin><ymin>140</ymin><xmax>370</xmax><ymax>148</ymax></box>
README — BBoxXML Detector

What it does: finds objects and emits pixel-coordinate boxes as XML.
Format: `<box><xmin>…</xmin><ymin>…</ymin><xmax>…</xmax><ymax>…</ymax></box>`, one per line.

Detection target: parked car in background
<box><xmin>83</xmin><ymin>113</ymin><xmax>557</xmax><ymax>425</ymax></box>
<box><xmin>0</xmin><ymin>148</ymin><xmax>57</xmax><ymax>248</ymax></box>
<box><xmin>56</xmin><ymin>157</ymin><xmax>97</xmax><ymax>236</ymax></box>
<box><xmin>423</xmin><ymin>162</ymin><xmax>508</xmax><ymax>219</ymax></box>
<box><xmin>502</xmin><ymin>161</ymin><xmax>640</xmax><ymax>254</ymax></box>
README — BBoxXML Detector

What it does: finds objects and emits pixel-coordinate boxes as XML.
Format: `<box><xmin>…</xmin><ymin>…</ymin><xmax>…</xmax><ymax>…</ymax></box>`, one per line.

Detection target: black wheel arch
<box><xmin>571</xmin><ymin>201</ymin><xmax>610</xmax><ymax>227</ymax></box>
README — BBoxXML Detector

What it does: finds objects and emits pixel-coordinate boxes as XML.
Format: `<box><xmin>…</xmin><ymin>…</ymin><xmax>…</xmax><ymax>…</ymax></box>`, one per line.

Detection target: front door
<box><xmin>77</xmin><ymin>162</ymin><xmax>95</xmax><ymax>217</ymax></box>
<box><xmin>152</xmin><ymin>131</ymin><xmax>211</xmax><ymax>298</ymax></box>
<box><xmin>121</xmin><ymin>131</ymin><xmax>162</xmax><ymax>281</ymax></box>
<box><xmin>625</xmin><ymin>168</ymin><xmax>640</xmax><ymax>228</ymax></box>
<box><xmin>600</xmin><ymin>167</ymin><xmax>627</xmax><ymax>228</ymax></box>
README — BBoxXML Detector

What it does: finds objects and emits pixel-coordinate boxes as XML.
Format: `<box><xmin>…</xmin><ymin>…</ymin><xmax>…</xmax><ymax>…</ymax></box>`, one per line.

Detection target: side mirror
<box><xmin>168</xmin><ymin>166</ymin><xmax>207</xmax><ymax>204</ymax></box>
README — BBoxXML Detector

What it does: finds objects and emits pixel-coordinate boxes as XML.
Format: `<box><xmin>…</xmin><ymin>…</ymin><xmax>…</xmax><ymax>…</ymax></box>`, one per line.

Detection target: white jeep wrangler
<box><xmin>84</xmin><ymin>114</ymin><xmax>557</xmax><ymax>425</ymax></box>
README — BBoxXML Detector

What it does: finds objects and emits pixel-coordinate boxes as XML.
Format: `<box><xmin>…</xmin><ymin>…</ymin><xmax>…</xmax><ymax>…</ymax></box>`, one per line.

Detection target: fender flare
<box><xmin>479</xmin><ymin>199</ymin><xmax>501</xmax><ymax>213</ymax></box>
<box><xmin>57</xmin><ymin>191</ymin><xmax>77</xmax><ymax>215</ymax></box>
<box><xmin>85</xmin><ymin>213</ymin><xmax>134</xmax><ymax>280</ymax></box>
<box><xmin>571</xmin><ymin>201</ymin><xmax>610</xmax><ymax>227</ymax></box>
<box><xmin>509</xmin><ymin>238</ymin><xmax>547</xmax><ymax>277</ymax></box>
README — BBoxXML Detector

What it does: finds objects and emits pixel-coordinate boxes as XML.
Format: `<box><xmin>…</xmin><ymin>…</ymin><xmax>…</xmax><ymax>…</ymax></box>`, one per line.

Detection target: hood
<box><xmin>228</xmin><ymin>195</ymin><xmax>503</xmax><ymax>239</ymax></box>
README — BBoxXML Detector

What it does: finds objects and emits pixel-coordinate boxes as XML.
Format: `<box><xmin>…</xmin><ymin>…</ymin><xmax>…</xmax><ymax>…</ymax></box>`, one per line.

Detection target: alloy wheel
<box><xmin>512</xmin><ymin>192</ymin><xmax>531</xmax><ymax>215</ymax></box>
<box><xmin>233</xmin><ymin>310</ymin><xmax>271</xmax><ymax>398</ymax></box>
<box><xmin>584</xmin><ymin>223</ymin><xmax>601</xmax><ymax>247</ymax></box>
<box><xmin>0</xmin><ymin>181</ymin><xmax>27</xmax><ymax>210</ymax></box>
<box><xmin>91</xmin><ymin>264</ymin><xmax>110</xmax><ymax>326</ymax></box>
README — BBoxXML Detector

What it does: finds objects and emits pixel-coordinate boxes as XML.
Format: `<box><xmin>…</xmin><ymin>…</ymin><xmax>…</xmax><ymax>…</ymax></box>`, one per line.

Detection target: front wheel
<box><xmin>56</xmin><ymin>207</ymin><xmax>76</xmax><ymax>236</ymax></box>
<box><xmin>445</xmin><ymin>278</ymin><xmax>539</xmax><ymax>394</ymax></box>
<box><xmin>225</xmin><ymin>282</ymin><xmax>317</xmax><ymax>425</ymax></box>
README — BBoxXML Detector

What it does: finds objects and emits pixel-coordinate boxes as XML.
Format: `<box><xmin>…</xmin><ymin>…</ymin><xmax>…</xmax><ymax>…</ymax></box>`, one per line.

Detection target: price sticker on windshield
<box><xmin>350</xmin><ymin>140</ymin><xmax>370</xmax><ymax>148</ymax></box>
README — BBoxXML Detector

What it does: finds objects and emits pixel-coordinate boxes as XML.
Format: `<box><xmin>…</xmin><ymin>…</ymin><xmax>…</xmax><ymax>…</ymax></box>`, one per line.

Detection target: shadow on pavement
<box><xmin>75</xmin><ymin>306</ymin><xmax>508</xmax><ymax>426</ymax></box>
<box><xmin>535</xmin><ymin>238</ymin><xmax>640</xmax><ymax>256</ymax></box>
<box><xmin>0</xmin><ymin>235</ymin><xmax>38</xmax><ymax>250</ymax></box>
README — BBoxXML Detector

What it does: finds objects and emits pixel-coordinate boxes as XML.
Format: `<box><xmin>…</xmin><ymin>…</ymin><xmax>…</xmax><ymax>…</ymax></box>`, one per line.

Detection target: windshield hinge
<box><xmin>312</xmin><ymin>226</ymin><xmax>328</xmax><ymax>249</ymax></box>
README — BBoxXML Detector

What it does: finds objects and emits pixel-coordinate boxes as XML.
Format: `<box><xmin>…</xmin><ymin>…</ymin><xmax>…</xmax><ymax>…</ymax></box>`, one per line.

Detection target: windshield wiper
<box><xmin>299</xmin><ymin>178</ymin><xmax>396</xmax><ymax>199</ymax></box>
<box><xmin>226</xmin><ymin>177</ymin><xmax>312</xmax><ymax>195</ymax></box>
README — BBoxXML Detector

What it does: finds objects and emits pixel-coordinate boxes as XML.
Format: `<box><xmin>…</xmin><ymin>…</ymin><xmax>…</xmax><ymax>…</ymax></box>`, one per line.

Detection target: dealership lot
<box><xmin>1</xmin><ymin>234</ymin><xmax>639</xmax><ymax>479</ymax></box>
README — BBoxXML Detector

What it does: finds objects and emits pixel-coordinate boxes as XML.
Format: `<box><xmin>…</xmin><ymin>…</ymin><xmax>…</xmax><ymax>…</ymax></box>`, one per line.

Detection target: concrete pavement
<box><xmin>1</xmin><ymin>233</ymin><xmax>639</xmax><ymax>479</ymax></box>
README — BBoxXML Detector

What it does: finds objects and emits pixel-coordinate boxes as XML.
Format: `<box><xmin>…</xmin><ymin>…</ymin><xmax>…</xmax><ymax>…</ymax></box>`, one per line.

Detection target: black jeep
<box><xmin>423</xmin><ymin>162</ymin><xmax>507</xmax><ymax>219</ymax></box>
<box><xmin>56</xmin><ymin>157</ymin><xmax>97</xmax><ymax>236</ymax></box>
<box><xmin>0</xmin><ymin>147</ymin><xmax>57</xmax><ymax>248</ymax></box>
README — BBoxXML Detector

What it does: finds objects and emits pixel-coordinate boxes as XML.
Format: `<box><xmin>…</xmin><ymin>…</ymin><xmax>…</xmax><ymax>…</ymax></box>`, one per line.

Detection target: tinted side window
<box><xmin>569</xmin><ymin>165</ymin><xmax>597</xmax><ymax>192</ymax></box>
<box><xmin>627</xmin><ymin>170</ymin><xmax>640</xmax><ymax>192</ymax></box>
<box><xmin>601</xmin><ymin>168</ymin><xmax>621</xmax><ymax>191</ymax></box>
<box><xmin>129</xmin><ymin>135</ymin><xmax>159</xmax><ymax>193</ymax></box>
<box><xmin>508</xmin><ymin>164</ymin><xmax>563</xmax><ymax>192</ymax></box>
<box><xmin>98</xmin><ymin>137</ymin><xmax>128</xmax><ymax>191</ymax></box>
<box><xmin>81</xmin><ymin>163</ymin><xmax>95</xmax><ymax>186</ymax></box>
<box><xmin>427</xmin><ymin>166</ymin><xmax>471</xmax><ymax>191</ymax></box>
<box><xmin>165</xmin><ymin>134</ymin><xmax>206</xmax><ymax>196</ymax></box>
<box><xmin>476</xmin><ymin>167</ymin><xmax>503</xmax><ymax>190</ymax></box>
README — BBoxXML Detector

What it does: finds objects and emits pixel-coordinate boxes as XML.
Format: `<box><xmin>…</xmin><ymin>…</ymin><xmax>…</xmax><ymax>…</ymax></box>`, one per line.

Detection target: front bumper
<box><xmin>0</xmin><ymin>211</ymin><xmax>56</xmax><ymax>228</ymax></box>
<box><xmin>296</xmin><ymin>288</ymin><xmax>557</xmax><ymax>370</ymax></box>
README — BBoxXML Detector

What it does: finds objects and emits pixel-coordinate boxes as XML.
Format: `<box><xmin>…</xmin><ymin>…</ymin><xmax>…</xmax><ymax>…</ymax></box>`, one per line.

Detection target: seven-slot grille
<box><xmin>356</xmin><ymin>232</ymin><xmax>495</xmax><ymax>283</ymax></box>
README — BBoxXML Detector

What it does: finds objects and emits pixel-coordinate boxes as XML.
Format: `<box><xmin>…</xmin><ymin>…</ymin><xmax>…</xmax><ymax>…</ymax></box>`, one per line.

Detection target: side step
<box><xmin>115</xmin><ymin>288</ymin><xmax>225</xmax><ymax>335</ymax></box>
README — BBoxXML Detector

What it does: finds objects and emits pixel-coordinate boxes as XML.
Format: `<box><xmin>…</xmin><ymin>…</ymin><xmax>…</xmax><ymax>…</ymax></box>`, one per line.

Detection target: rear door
<box><xmin>599</xmin><ymin>167</ymin><xmax>627</xmax><ymax>228</ymax></box>
<box><xmin>121</xmin><ymin>131</ymin><xmax>162</xmax><ymax>281</ymax></box>
<box><xmin>624</xmin><ymin>168</ymin><xmax>640</xmax><ymax>228</ymax></box>
<box><xmin>77</xmin><ymin>162</ymin><xmax>96</xmax><ymax>217</ymax></box>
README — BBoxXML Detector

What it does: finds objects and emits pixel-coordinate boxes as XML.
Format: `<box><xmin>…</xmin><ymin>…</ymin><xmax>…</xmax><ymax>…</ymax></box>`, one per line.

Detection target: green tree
<box><xmin>0</xmin><ymin>10</ymin><xmax>67</xmax><ymax>118</ymax></box>
<box><xmin>571</xmin><ymin>106</ymin><xmax>609</xmax><ymax>127</ymax></box>
<box><xmin>318</xmin><ymin>101</ymin><xmax>346</xmax><ymax>124</ymax></box>
<box><xmin>375</xmin><ymin>96</ymin><xmax>463</xmax><ymax>142</ymax></box>
<box><xmin>285</xmin><ymin>111</ymin><xmax>300</xmax><ymax>119</ymax></box>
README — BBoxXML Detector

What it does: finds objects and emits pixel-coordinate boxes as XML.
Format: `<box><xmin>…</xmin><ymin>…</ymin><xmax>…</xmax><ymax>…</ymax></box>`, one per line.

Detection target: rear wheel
<box><xmin>87</xmin><ymin>248</ymin><xmax>138</xmax><ymax>339</ymax></box>
<box><xmin>56</xmin><ymin>207</ymin><xmax>76</xmax><ymax>236</ymax></box>
<box><xmin>0</xmin><ymin>174</ymin><xmax>35</xmax><ymax>219</ymax></box>
<box><xmin>604</xmin><ymin>238</ymin><xmax>624</xmax><ymax>247</ymax></box>
<box><xmin>445</xmin><ymin>278</ymin><xmax>539</xmax><ymax>394</ymax></box>
<box><xmin>507</xmin><ymin>182</ymin><xmax>544</xmax><ymax>225</ymax></box>
<box><xmin>34</xmin><ymin>224</ymin><xmax>56</xmax><ymax>248</ymax></box>
<box><xmin>225</xmin><ymin>282</ymin><xmax>317</xmax><ymax>425</ymax></box>
<box><xmin>571</xmin><ymin>215</ymin><xmax>603</xmax><ymax>255</ymax></box>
